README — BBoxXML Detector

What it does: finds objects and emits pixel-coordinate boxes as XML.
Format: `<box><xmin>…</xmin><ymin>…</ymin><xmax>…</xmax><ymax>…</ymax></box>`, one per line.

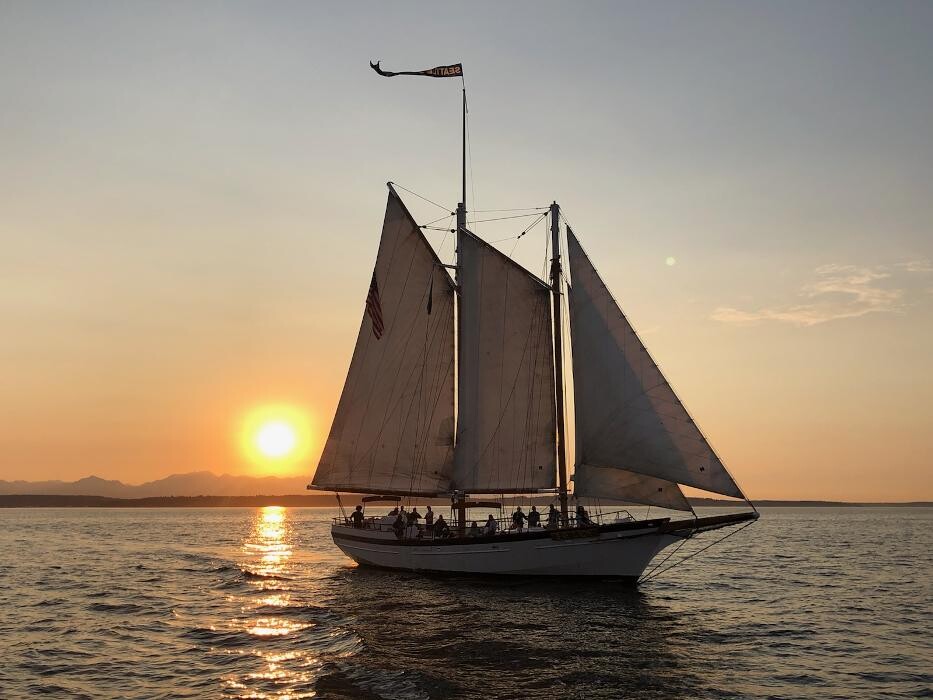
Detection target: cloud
<box><xmin>711</xmin><ymin>260</ymin><xmax>931</xmax><ymax>327</ymax></box>
<box><xmin>895</xmin><ymin>259</ymin><xmax>933</xmax><ymax>273</ymax></box>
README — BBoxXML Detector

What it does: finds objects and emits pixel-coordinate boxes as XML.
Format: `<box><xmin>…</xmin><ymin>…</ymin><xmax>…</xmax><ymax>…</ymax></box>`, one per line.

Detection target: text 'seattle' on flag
<box><xmin>369</xmin><ymin>61</ymin><xmax>463</xmax><ymax>79</ymax></box>
<box><xmin>366</xmin><ymin>275</ymin><xmax>384</xmax><ymax>339</ymax></box>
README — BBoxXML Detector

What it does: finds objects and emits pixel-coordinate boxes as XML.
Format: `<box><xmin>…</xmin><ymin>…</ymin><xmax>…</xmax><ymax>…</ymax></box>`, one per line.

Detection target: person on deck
<box><xmin>407</xmin><ymin>507</ymin><xmax>422</xmax><ymax>526</ymax></box>
<box><xmin>527</xmin><ymin>505</ymin><xmax>540</xmax><ymax>528</ymax></box>
<box><xmin>484</xmin><ymin>514</ymin><xmax>498</xmax><ymax>536</ymax></box>
<box><xmin>350</xmin><ymin>505</ymin><xmax>364</xmax><ymax>529</ymax></box>
<box><xmin>424</xmin><ymin>505</ymin><xmax>435</xmax><ymax>535</ymax></box>
<box><xmin>511</xmin><ymin>507</ymin><xmax>527</xmax><ymax>532</ymax></box>
<box><xmin>576</xmin><ymin>504</ymin><xmax>593</xmax><ymax>527</ymax></box>
<box><xmin>434</xmin><ymin>514</ymin><xmax>450</xmax><ymax>538</ymax></box>
<box><xmin>468</xmin><ymin>521</ymin><xmax>480</xmax><ymax>537</ymax></box>
<box><xmin>546</xmin><ymin>504</ymin><xmax>559</xmax><ymax>529</ymax></box>
<box><xmin>388</xmin><ymin>506</ymin><xmax>399</xmax><ymax>516</ymax></box>
<box><xmin>392</xmin><ymin>514</ymin><xmax>405</xmax><ymax>538</ymax></box>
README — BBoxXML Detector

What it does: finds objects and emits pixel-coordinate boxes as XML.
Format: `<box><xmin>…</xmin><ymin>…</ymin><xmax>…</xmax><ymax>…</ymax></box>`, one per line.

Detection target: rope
<box><xmin>508</xmin><ymin>213</ymin><xmax>546</xmax><ymax>257</ymax></box>
<box><xmin>472</xmin><ymin>207</ymin><xmax>548</xmax><ymax>213</ymax></box>
<box><xmin>637</xmin><ymin>514</ymin><xmax>697</xmax><ymax>583</ymax></box>
<box><xmin>420</xmin><ymin>212</ymin><xmax>457</xmax><ymax>228</ymax></box>
<box><xmin>470</xmin><ymin>212</ymin><xmax>548</xmax><ymax>224</ymax></box>
<box><xmin>638</xmin><ymin>520</ymin><xmax>755</xmax><ymax>584</ymax></box>
<box><xmin>389</xmin><ymin>182</ymin><xmax>450</xmax><ymax>212</ymax></box>
<box><xmin>486</xmin><ymin>211</ymin><xmax>547</xmax><ymax>245</ymax></box>
<box><xmin>466</xmin><ymin>94</ymin><xmax>477</xmax><ymax>228</ymax></box>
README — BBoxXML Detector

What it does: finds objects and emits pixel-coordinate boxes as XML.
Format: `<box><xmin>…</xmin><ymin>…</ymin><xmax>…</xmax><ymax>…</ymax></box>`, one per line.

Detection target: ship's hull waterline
<box><xmin>330</xmin><ymin>513</ymin><xmax>756</xmax><ymax>578</ymax></box>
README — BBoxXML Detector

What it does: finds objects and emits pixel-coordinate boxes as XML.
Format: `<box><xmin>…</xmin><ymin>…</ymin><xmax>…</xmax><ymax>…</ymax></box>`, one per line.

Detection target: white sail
<box><xmin>567</xmin><ymin>230</ymin><xmax>744</xmax><ymax>499</ymax></box>
<box><xmin>312</xmin><ymin>189</ymin><xmax>455</xmax><ymax>494</ymax></box>
<box><xmin>453</xmin><ymin>230</ymin><xmax>557</xmax><ymax>492</ymax></box>
<box><xmin>573</xmin><ymin>463</ymin><xmax>691</xmax><ymax>511</ymax></box>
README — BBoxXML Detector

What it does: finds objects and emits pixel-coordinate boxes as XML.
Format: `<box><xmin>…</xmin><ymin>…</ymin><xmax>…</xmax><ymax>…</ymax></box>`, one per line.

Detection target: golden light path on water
<box><xmin>222</xmin><ymin>506</ymin><xmax>320</xmax><ymax>699</ymax></box>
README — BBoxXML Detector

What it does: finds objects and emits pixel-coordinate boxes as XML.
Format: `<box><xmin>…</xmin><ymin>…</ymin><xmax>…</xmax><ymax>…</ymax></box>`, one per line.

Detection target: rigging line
<box><xmin>435</xmin><ymin>216</ymin><xmax>454</xmax><ymax>262</ymax></box>
<box><xmin>471</xmin><ymin>207</ymin><xmax>548</xmax><ymax>213</ymax></box>
<box><xmin>390</xmin><ymin>182</ymin><xmax>451</xmax><ymax>212</ymax></box>
<box><xmin>557</xmin><ymin>208</ymin><xmax>576</xmax><ymax>233</ymax></box>
<box><xmin>508</xmin><ymin>212</ymin><xmax>548</xmax><ymax>258</ymax></box>
<box><xmin>639</xmin><ymin>520</ymin><xmax>756</xmax><ymax>585</ymax></box>
<box><xmin>470</xmin><ymin>212</ymin><xmax>547</xmax><ymax>224</ymax></box>
<box><xmin>421</xmin><ymin>212</ymin><xmax>457</xmax><ymax>228</ymax></box>
<box><xmin>466</xmin><ymin>97</ymin><xmax>477</xmax><ymax>229</ymax></box>
<box><xmin>423</xmin><ymin>226</ymin><xmax>456</xmax><ymax>232</ymax></box>
<box><xmin>638</xmin><ymin>514</ymin><xmax>697</xmax><ymax>583</ymax></box>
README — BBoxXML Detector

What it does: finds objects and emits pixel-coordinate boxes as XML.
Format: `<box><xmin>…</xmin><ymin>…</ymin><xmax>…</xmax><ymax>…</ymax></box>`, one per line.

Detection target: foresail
<box><xmin>573</xmin><ymin>463</ymin><xmax>691</xmax><ymax>512</ymax></box>
<box><xmin>453</xmin><ymin>231</ymin><xmax>557</xmax><ymax>492</ymax></box>
<box><xmin>567</xmin><ymin>230</ymin><xmax>745</xmax><ymax>500</ymax></box>
<box><xmin>312</xmin><ymin>189</ymin><xmax>455</xmax><ymax>494</ymax></box>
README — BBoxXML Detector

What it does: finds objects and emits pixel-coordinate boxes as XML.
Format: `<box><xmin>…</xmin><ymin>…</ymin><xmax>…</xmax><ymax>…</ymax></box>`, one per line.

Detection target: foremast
<box><xmin>549</xmin><ymin>202</ymin><xmax>570</xmax><ymax>523</ymax></box>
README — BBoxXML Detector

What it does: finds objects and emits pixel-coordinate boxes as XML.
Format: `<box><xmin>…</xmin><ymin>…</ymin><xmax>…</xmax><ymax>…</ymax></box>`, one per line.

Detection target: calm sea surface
<box><xmin>0</xmin><ymin>506</ymin><xmax>930</xmax><ymax>699</ymax></box>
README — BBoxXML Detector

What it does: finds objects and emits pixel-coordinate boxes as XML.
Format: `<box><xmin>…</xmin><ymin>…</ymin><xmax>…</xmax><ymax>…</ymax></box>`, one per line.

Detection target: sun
<box><xmin>239</xmin><ymin>404</ymin><xmax>314</xmax><ymax>473</ymax></box>
<box><xmin>255</xmin><ymin>421</ymin><xmax>297</xmax><ymax>458</ymax></box>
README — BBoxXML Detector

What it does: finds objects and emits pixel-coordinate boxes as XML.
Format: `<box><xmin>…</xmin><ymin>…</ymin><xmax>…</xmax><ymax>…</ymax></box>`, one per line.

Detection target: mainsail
<box><xmin>453</xmin><ymin>230</ymin><xmax>557</xmax><ymax>492</ymax></box>
<box><xmin>312</xmin><ymin>189</ymin><xmax>456</xmax><ymax>495</ymax></box>
<box><xmin>567</xmin><ymin>230</ymin><xmax>745</xmax><ymax>500</ymax></box>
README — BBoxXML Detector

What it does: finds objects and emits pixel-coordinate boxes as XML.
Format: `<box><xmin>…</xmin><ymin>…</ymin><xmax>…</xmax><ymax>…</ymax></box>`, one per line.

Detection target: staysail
<box><xmin>567</xmin><ymin>230</ymin><xmax>745</xmax><ymax>500</ymax></box>
<box><xmin>453</xmin><ymin>230</ymin><xmax>557</xmax><ymax>492</ymax></box>
<box><xmin>311</xmin><ymin>188</ymin><xmax>456</xmax><ymax>495</ymax></box>
<box><xmin>573</xmin><ymin>464</ymin><xmax>691</xmax><ymax>511</ymax></box>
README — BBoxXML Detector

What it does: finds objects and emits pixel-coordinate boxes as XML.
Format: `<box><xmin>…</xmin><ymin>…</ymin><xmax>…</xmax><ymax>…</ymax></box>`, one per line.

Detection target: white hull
<box><xmin>332</xmin><ymin>522</ymin><xmax>681</xmax><ymax>578</ymax></box>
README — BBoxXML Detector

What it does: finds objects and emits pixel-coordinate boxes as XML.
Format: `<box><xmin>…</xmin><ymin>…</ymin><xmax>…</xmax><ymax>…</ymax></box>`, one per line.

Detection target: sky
<box><xmin>1</xmin><ymin>1</ymin><xmax>931</xmax><ymax>501</ymax></box>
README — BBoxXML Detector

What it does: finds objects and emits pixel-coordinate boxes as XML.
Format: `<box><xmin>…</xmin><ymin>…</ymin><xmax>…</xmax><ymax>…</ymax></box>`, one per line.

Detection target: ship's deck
<box><xmin>332</xmin><ymin>510</ymin><xmax>757</xmax><ymax>547</ymax></box>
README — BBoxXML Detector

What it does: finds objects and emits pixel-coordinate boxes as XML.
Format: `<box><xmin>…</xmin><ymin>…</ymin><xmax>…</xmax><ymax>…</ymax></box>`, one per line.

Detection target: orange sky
<box><xmin>1</xmin><ymin>3</ymin><xmax>931</xmax><ymax>501</ymax></box>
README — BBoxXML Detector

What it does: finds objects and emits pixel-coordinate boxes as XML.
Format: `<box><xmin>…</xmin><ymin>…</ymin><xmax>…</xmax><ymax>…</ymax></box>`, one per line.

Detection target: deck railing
<box><xmin>332</xmin><ymin>508</ymin><xmax>640</xmax><ymax>539</ymax></box>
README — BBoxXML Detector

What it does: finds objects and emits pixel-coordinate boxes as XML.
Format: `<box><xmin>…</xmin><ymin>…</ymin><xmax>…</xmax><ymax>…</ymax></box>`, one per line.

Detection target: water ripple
<box><xmin>0</xmin><ymin>506</ymin><xmax>930</xmax><ymax>699</ymax></box>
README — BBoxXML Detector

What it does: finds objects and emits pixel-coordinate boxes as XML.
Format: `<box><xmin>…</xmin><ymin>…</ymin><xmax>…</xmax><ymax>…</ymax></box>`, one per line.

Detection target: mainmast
<box><xmin>550</xmin><ymin>202</ymin><xmax>570</xmax><ymax>522</ymax></box>
<box><xmin>454</xmin><ymin>85</ymin><xmax>467</xmax><ymax>532</ymax></box>
<box><xmin>456</xmin><ymin>86</ymin><xmax>467</xmax><ymax>231</ymax></box>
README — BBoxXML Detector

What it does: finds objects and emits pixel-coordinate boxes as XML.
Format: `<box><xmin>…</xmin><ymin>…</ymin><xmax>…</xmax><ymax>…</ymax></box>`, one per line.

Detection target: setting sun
<box><xmin>239</xmin><ymin>404</ymin><xmax>314</xmax><ymax>474</ymax></box>
<box><xmin>255</xmin><ymin>421</ymin><xmax>297</xmax><ymax>458</ymax></box>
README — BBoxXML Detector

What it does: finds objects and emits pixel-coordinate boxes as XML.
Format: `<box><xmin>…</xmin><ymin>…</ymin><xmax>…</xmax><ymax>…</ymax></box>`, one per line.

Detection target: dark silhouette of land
<box><xmin>1</xmin><ymin>494</ymin><xmax>928</xmax><ymax>508</ymax></box>
<box><xmin>4</xmin><ymin>472</ymin><xmax>927</xmax><ymax>508</ymax></box>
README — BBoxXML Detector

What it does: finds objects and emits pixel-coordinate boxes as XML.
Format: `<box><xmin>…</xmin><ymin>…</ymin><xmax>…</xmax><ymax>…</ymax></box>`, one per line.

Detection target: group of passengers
<box><xmin>504</xmin><ymin>503</ymin><xmax>593</xmax><ymax>530</ymax></box>
<box><xmin>348</xmin><ymin>501</ymin><xmax>594</xmax><ymax>539</ymax></box>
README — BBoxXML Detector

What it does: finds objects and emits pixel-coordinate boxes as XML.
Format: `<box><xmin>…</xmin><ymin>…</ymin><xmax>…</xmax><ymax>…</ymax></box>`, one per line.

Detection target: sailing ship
<box><xmin>308</xmin><ymin>67</ymin><xmax>757</xmax><ymax>579</ymax></box>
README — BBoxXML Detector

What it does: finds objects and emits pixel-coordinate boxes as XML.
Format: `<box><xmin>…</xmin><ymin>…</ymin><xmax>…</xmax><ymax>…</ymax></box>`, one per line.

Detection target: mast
<box><xmin>456</xmin><ymin>86</ymin><xmax>467</xmax><ymax>231</ymax></box>
<box><xmin>550</xmin><ymin>202</ymin><xmax>570</xmax><ymax>522</ymax></box>
<box><xmin>454</xmin><ymin>85</ymin><xmax>467</xmax><ymax>533</ymax></box>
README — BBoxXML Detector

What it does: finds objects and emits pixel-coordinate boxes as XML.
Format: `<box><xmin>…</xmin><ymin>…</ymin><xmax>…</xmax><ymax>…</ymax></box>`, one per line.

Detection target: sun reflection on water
<box><xmin>245</xmin><ymin>506</ymin><xmax>292</xmax><ymax>578</ymax></box>
<box><xmin>223</xmin><ymin>506</ymin><xmax>322</xmax><ymax>699</ymax></box>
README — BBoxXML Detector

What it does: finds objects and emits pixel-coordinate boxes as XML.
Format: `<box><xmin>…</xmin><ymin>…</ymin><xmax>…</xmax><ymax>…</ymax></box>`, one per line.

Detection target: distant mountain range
<box><xmin>0</xmin><ymin>471</ymin><xmax>311</xmax><ymax>498</ymax></box>
<box><xmin>0</xmin><ymin>472</ymin><xmax>928</xmax><ymax>506</ymax></box>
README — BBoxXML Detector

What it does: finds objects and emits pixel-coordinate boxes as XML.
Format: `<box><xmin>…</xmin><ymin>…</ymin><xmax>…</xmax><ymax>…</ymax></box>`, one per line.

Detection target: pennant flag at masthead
<box><xmin>370</xmin><ymin>61</ymin><xmax>463</xmax><ymax>78</ymax></box>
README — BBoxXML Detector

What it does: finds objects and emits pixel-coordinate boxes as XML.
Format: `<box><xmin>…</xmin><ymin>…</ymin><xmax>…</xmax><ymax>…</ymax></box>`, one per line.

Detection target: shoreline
<box><xmin>0</xmin><ymin>494</ymin><xmax>929</xmax><ymax>508</ymax></box>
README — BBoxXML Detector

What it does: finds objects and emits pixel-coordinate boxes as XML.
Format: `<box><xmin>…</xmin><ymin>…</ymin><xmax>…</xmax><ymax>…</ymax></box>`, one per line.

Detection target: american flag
<box><xmin>366</xmin><ymin>274</ymin><xmax>384</xmax><ymax>339</ymax></box>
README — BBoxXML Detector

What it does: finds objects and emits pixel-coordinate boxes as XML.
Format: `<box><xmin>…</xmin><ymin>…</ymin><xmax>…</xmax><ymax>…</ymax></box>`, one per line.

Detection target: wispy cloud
<box><xmin>895</xmin><ymin>259</ymin><xmax>933</xmax><ymax>273</ymax></box>
<box><xmin>711</xmin><ymin>260</ymin><xmax>931</xmax><ymax>327</ymax></box>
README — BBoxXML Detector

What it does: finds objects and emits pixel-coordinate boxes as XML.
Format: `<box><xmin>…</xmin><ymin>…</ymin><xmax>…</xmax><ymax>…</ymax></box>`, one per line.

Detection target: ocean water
<box><xmin>0</xmin><ymin>506</ymin><xmax>930</xmax><ymax>699</ymax></box>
